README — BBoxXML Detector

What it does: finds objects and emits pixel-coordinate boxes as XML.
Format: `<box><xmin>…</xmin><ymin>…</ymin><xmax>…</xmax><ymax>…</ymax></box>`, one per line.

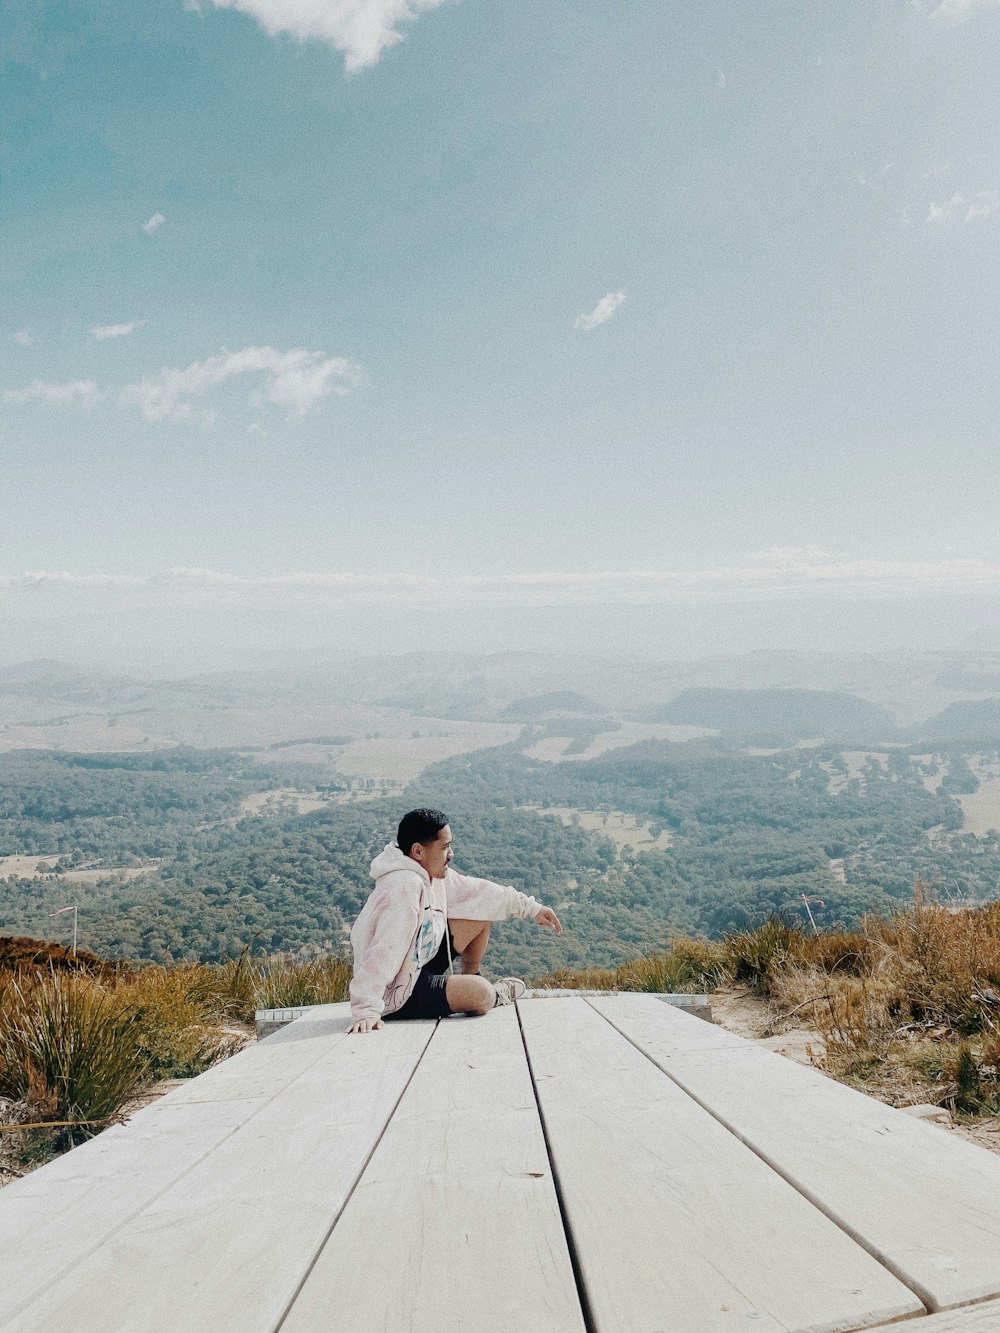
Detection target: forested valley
<box><xmin>2</xmin><ymin>731</ymin><xmax>999</xmax><ymax>979</ymax></box>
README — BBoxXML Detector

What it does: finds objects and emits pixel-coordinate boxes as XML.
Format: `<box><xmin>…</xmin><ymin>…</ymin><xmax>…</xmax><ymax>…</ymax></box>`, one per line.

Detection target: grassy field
<box><xmin>238</xmin><ymin>789</ymin><xmax>334</xmax><ymax>817</ymax></box>
<box><xmin>522</xmin><ymin>805</ymin><xmax>673</xmax><ymax>853</ymax></box>
<box><xmin>334</xmin><ymin>725</ymin><xmax>520</xmax><ymax>782</ymax></box>
<box><xmin>958</xmin><ymin>757</ymin><xmax>1000</xmax><ymax>836</ymax></box>
<box><xmin>0</xmin><ymin>704</ymin><xmax>519</xmax><ymax>763</ymax></box>
<box><xmin>0</xmin><ymin>855</ymin><xmax>153</xmax><ymax>886</ymax></box>
<box><xmin>522</xmin><ymin>721</ymin><xmax>716</xmax><ymax>764</ymax></box>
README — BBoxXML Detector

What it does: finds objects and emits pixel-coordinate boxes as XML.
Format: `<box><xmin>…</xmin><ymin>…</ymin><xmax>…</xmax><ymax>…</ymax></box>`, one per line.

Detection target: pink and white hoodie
<box><xmin>349</xmin><ymin>842</ymin><xmax>543</xmax><ymax>1023</ymax></box>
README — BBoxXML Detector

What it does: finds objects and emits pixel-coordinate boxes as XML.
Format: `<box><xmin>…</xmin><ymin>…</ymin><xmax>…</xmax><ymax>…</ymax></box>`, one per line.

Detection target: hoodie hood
<box><xmin>370</xmin><ymin>841</ymin><xmax>429</xmax><ymax>883</ymax></box>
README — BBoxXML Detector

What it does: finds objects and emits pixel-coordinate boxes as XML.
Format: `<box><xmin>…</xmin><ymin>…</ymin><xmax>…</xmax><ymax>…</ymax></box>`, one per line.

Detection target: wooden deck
<box><xmin>3</xmin><ymin>994</ymin><xmax>1000</xmax><ymax>1332</ymax></box>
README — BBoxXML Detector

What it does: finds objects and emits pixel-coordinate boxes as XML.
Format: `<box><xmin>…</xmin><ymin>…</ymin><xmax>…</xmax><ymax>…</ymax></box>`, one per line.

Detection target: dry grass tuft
<box><xmin>617</xmin><ymin>937</ymin><xmax>726</xmax><ymax>993</ymax></box>
<box><xmin>114</xmin><ymin>965</ymin><xmax>244</xmax><ymax>1079</ymax></box>
<box><xmin>251</xmin><ymin>955</ymin><xmax>353</xmax><ymax>1011</ymax></box>
<box><xmin>722</xmin><ymin>916</ymin><xmax>800</xmax><ymax>992</ymax></box>
<box><xmin>864</xmin><ymin>902</ymin><xmax>1000</xmax><ymax>1035</ymax></box>
<box><xmin>533</xmin><ymin>937</ymin><xmax>726</xmax><ymax>993</ymax></box>
<box><xmin>0</xmin><ymin>973</ymin><xmax>147</xmax><ymax>1149</ymax></box>
<box><xmin>213</xmin><ymin>949</ymin><xmax>352</xmax><ymax>1020</ymax></box>
<box><xmin>529</xmin><ymin>966</ymin><xmax>620</xmax><ymax>990</ymax></box>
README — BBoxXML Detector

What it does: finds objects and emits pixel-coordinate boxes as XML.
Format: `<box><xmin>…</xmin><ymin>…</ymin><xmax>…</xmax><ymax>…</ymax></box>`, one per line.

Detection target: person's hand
<box><xmin>535</xmin><ymin>906</ymin><xmax>563</xmax><ymax>934</ymax></box>
<box><xmin>348</xmin><ymin>1017</ymin><xmax>384</xmax><ymax>1034</ymax></box>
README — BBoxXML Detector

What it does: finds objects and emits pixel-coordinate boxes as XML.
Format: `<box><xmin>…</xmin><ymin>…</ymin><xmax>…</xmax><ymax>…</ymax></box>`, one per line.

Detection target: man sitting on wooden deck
<box><xmin>348</xmin><ymin>807</ymin><xmax>563</xmax><ymax>1034</ymax></box>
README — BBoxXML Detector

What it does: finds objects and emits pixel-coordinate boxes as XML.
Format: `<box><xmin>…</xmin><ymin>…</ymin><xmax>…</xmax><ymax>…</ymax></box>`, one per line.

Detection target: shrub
<box><xmin>529</xmin><ymin>966</ymin><xmax>619</xmax><ymax>990</ymax></box>
<box><xmin>0</xmin><ymin>935</ymin><xmax>118</xmax><ymax>980</ymax></box>
<box><xmin>213</xmin><ymin>949</ymin><xmax>259</xmax><ymax>1023</ymax></box>
<box><xmin>723</xmin><ymin>916</ymin><xmax>801</xmax><ymax>992</ymax></box>
<box><xmin>953</xmin><ymin>1043</ymin><xmax>983</xmax><ymax>1114</ymax></box>
<box><xmin>866</xmin><ymin>903</ymin><xmax>1000</xmax><ymax>1034</ymax></box>
<box><xmin>115</xmin><ymin>965</ymin><xmax>243</xmax><ymax>1079</ymax></box>
<box><xmin>797</xmin><ymin>929</ymin><xmax>875</xmax><ymax>976</ymax></box>
<box><xmin>617</xmin><ymin>938</ymin><xmax>726</xmax><ymax>993</ymax></box>
<box><xmin>252</xmin><ymin>955</ymin><xmax>352</xmax><ymax>1010</ymax></box>
<box><xmin>0</xmin><ymin>973</ymin><xmax>147</xmax><ymax>1145</ymax></box>
<box><xmin>210</xmin><ymin>949</ymin><xmax>352</xmax><ymax>1019</ymax></box>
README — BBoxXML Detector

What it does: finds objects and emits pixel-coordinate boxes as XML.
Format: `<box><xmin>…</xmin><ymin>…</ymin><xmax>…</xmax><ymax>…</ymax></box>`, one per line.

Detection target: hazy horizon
<box><xmin>4</xmin><ymin>588</ymin><xmax>1000</xmax><ymax>677</ymax></box>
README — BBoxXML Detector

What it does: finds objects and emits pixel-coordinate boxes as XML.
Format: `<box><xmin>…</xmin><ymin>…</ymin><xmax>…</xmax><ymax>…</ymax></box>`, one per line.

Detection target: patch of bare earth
<box><xmin>710</xmin><ymin>987</ymin><xmax>1000</xmax><ymax>1156</ymax></box>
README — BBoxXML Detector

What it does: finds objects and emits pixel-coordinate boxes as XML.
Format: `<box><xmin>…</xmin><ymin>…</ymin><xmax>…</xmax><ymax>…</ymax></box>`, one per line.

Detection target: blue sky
<box><xmin>3</xmin><ymin>0</ymin><xmax>1000</xmax><ymax>657</ymax></box>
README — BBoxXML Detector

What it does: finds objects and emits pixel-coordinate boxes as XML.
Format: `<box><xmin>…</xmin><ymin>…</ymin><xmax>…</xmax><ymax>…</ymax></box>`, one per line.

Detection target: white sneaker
<box><xmin>493</xmin><ymin>977</ymin><xmax>526</xmax><ymax>1006</ymax></box>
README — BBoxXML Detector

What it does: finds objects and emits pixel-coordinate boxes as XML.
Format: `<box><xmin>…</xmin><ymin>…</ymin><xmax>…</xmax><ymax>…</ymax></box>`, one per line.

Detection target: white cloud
<box><xmin>3</xmin><ymin>379</ymin><xmax>102</xmax><ymax>409</ymax></box>
<box><xmin>12</xmin><ymin>329</ymin><xmax>36</xmax><ymax>347</ymax></box>
<box><xmin>965</xmin><ymin>191</ymin><xmax>1000</xmax><ymax>220</ymax></box>
<box><xmin>143</xmin><ymin>213</ymin><xmax>166</xmax><ymax>235</ymax></box>
<box><xmin>927</xmin><ymin>190</ymin><xmax>1000</xmax><ymax>223</ymax></box>
<box><xmin>118</xmin><ymin>345</ymin><xmax>362</xmax><ymax>421</ymax></box>
<box><xmin>574</xmin><ymin>290</ymin><xmax>626</xmax><ymax>332</ymax></box>
<box><xmin>208</xmin><ymin>0</ymin><xmax>449</xmax><ymax>73</ymax></box>
<box><xmin>716</xmin><ymin>69</ymin><xmax>726</xmax><ymax>90</ymax></box>
<box><xmin>748</xmin><ymin>545</ymin><xmax>834</xmax><ymax>565</ymax></box>
<box><xmin>929</xmin><ymin>0</ymin><xmax>1000</xmax><ymax>20</ymax></box>
<box><xmin>91</xmin><ymin>320</ymin><xmax>144</xmax><ymax>341</ymax></box>
<box><xmin>7</xmin><ymin>554</ymin><xmax>1000</xmax><ymax>608</ymax></box>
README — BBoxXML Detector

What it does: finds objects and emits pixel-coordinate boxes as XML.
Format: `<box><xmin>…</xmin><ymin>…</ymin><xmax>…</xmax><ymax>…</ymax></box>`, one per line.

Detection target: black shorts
<box><xmin>383</xmin><ymin>932</ymin><xmax>456</xmax><ymax>1022</ymax></box>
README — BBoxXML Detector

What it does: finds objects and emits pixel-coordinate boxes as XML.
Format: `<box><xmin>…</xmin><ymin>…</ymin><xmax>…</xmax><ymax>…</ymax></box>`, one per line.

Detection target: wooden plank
<box><xmin>0</xmin><ymin>1018</ymin><xmax>353</xmax><ymax>1316</ymax></box>
<box><xmin>1</xmin><ymin>1019</ymin><xmax>435</xmax><ymax>1333</ymax></box>
<box><xmin>871</xmin><ymin>1300</ymin><xmax>1000</xmax><ymax>1331</ymax></box>
<box><xmin>591</xmin><ymin>994</ymin><xmax>1000</xmax><ymax>1312</ymax></box>
<box><xmin>518</xmin><ymin>997</ymin><xmax>922</xmax><ymax>1333</ymax></box>
<box><xmin>283</xmin><ymin>1008</ymin><xmax>586</xmax><ymax>1333</ymax></box>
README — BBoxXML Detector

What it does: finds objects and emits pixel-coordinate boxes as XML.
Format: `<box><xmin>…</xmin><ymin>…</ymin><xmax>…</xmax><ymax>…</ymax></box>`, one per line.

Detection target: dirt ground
<box><xmin>710</xmin><ymin>986</ymin><xmax>1000</xmax><ymax>1156</ymax></box>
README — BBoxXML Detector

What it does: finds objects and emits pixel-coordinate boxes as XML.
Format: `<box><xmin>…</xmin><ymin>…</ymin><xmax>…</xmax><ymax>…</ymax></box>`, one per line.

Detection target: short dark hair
<box><xmin>397</xmin><ymin>807</ymin><xmax>449</xmax><ymax>857</ymax></box>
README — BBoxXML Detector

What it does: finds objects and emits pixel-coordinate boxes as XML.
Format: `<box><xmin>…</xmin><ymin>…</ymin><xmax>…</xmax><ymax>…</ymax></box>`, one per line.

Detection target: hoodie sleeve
<box><xmin>445</xmin><ymin>868</ymin><xmax>543</xmax><ymax>922</ymax></box>
<box><xmin>349</xmin><ymin>892</ymin><xmax>421</xmax><ymax>1022</ymax></box>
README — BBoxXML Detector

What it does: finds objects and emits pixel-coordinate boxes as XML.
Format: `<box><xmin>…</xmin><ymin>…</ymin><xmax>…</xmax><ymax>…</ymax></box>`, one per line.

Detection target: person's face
<box><xmin>413</xmin><ymin>825</ymin><xmax>453</xmax><ymax>880</ymax></box>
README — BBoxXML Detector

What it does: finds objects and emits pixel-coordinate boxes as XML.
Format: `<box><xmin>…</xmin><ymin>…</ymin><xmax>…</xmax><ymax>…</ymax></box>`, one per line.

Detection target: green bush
<box><xmin>0</xmin><ymin>974</ymin><xmax>147</xmax><ymax>1145</ymax></box>
<box><xmin>723</xmin><ymin>916</ymin><xmax>801</xmax><ymax>991</ymax></box>
<box><xmin>251</xmin><ymin>955</ymin><xmax>352</xmax><ymax>1010</ymax></box>
<box><xmin>117</xmin><ymin>965</ymin><xmax>243</xmax><ymax>1079</ymax></box>
<box><xmin>617</xmin><ymin>938</ymin><xmax>726</xmax><ymax>992</ymax></box>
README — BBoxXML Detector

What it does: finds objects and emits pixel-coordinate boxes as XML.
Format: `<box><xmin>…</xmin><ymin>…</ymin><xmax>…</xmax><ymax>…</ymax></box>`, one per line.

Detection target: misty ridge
<box><xmin>1</xmin><ymin>645</ymin><xmax>1000</xmax><ymax>977</ymax></box>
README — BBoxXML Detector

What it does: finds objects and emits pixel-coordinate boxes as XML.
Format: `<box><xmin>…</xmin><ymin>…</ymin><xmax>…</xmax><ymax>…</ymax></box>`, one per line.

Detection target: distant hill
<box><xmin>0</xmin><ymin>659</ymin><xmax>136</xmax><ymax>692</ymax></box>
<box><xmin>921</xmin><ymin>699</ymin><xmax>1000</xmax><ymax>740</ymax></box>
<box><xmin>653</xmin><ymin>688</ymin><xmax>896</xmax><ymax>738</ymax></box>
<box><xmin>501</xmin><ymin>691</ymin><xmax>603</xmax><ymax>720</ymax></box>
<box><xmin>376</xmin><ymin>685</ymin><xmax>494</xmax><ymax>718</ymax></box>
<box><xmin>933</xmin><ymin>669</ymin><xmax>1000</xmax><ymax>693</ymax></box>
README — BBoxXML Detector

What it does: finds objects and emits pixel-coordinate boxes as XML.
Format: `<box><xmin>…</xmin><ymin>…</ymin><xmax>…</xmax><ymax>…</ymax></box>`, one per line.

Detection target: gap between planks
<box><xmin>516</xmin><ymin>1000</ymin><xmax>601</xmax><ymax>1333</ymax></box>
<box><xmin>585</xmin><ymin>994</ymin><xmax>1000</xmax><ymax>1319</ymax></box>
<box><xmin>0</xmin><ymin>1021</ymin><xmax>368</xmax><ymax>1329</ymax></box>
<box><xmin>583</xmin><ymin>995</ymin><xmax>939</xmax><ymax>1316</ymax></box>
<box><xmin>518</xmin><ymin>996</ymin><xmax>921</xmax><ymax>1333</ymax></box>
<box><xmin>272</xmin><ymin>1017</ymin><xmax>441</xmax><ymax>1331</ymax></box>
